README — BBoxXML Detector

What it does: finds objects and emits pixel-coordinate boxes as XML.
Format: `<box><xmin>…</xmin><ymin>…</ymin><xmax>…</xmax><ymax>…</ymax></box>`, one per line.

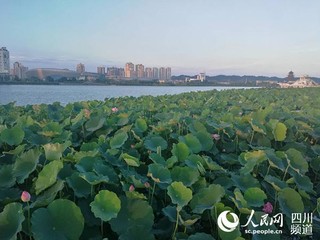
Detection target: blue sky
<box><xmin>1</xmin><ymin>0</ymin><xmax>319</xmax><ymax>76</ymax></box>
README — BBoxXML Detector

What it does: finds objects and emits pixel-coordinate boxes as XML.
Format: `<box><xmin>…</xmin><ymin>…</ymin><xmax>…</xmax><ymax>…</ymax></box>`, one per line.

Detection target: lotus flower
<box><xmin>84</xmin><ymin>109</ymin><xmax>91</xmax><ymax>119</ymax></box>
<box><xmin>111</xmin><ymin>107</ymin><xmax>119</xmax><ymax>113</ymax></box>
<box><xmin>129</xmin><ymin>185</ymin><xmax>135</xmax><ymax>192</ymax></box>
<box><xmin>144</xmin><ymin>182</ymin><xmax>150</xmax><ymax>188</ymax></box>
<box><xmin>212</xmin><ymin>134</ymin><xmax>220</xmax><ymax>141</ymax></box>
<box><xmin>262</xmin><ymin>202</ymin><xmax>273</xmax><ymax>214</ymax></box>
<box><xmin>21</xmin><ymin>191</ymin><xmax>31</xmax><ymax>202</ymax></box>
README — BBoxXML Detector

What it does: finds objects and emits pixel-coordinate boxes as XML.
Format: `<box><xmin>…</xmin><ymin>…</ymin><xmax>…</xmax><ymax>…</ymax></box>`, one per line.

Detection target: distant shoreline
<box><xmin>0</xmin><ymin>81</ymin><xmax>266</xmax><ymax>88</ymax></box>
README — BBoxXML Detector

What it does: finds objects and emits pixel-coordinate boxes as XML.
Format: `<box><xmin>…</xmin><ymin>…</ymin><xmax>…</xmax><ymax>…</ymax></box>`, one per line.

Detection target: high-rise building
<box><xmin>13</xmin><ymin>62</ymin><xmax>28</xmax><ymax>79</ymax></box>
<box><xmin>145</xmin><ymin>68</ymin><xmax>153</xmax><ymax>79</ymax></box>
<box><xmin>136</xmin><ymin>64</ymin><xmax>144</xmax><ymax>78</ymax></box>
<box><xmin>107</xmin><ymin>67</ymin><xmax>125</xmax><ymax>78</ymax></box>
<box><xmin>166</xmin><ymin>67</ymin><xmax>171</xmax><ymax>80</ymax></box>
<box><xmin>0</xmin><ymin>47</ymin><xmax>10</xmax><ymax>74</ymax></box>
<box><xmin>153</xmin><ymin>67</ymin><xmax>158</xmax><ymax>79</ymax></box>
<box><xmin>76</xmin><ymin>63</ymin><xmax>85</xmax><ymax>74</ymax></box>
<box><xmin>159</xmin><ymin>67</ymin><xmax>167</xmax><ymax>80</ymax></box>
<box><xmin>97</xmin><ymin>66</ymin><xmax>105</xmax><ymax>75</ymax></box>
<box><xmin>125</xmin><ymin>62</ymin><xmax>134</xmax><ymax>78</ymax></box>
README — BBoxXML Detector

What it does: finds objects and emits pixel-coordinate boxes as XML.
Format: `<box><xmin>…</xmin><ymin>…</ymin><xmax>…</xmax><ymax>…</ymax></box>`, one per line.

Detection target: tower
<box><xmin>0</xmin><ymin>47</ymin><xmax>10</xmax><ymax>74</ymax></box>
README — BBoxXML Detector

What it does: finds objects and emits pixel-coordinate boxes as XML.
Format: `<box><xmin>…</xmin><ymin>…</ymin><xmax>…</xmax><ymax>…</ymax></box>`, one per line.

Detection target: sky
<box><xmin>1</xmin><ymin>0</ymin><xmax>320</xmax><ymax>77</ymax></box>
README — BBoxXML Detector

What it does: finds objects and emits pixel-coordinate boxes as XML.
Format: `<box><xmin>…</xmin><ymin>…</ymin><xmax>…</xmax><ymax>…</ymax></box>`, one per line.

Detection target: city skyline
<box><xmin>1</xmin><ymin>0</ymin><xmax>320</xmax><ymax>77</ymax></box>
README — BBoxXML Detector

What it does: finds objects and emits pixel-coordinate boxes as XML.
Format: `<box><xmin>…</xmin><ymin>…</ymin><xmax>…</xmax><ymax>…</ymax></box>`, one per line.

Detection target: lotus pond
<box><xmin>0</xmin><ymin>88</ymin><xmax>319</xmax><ymax>240</ymax></box>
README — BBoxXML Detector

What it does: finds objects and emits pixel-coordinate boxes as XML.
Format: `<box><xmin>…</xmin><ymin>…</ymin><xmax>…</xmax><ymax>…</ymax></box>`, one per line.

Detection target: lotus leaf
<box><xmin>0</xmin><ymin>126</ymin><xmax>25</xmax><ymax>146</ymax></box>
<box><xmin>90</xmin><ymin>190</ymin><xmax>121</xmax><ymax>221</ymax></box>
<box><xmin>172</xmin><ymin>142</ymin><xmax>190</xmax><ymax>161</ymax></box>
<box><xmin>35</xmin><ymin>160</ymin><xmax>63</xmax><ymax>195</ymax></box>
<box><xmin>110</xmin><ymin>198</ymin><xmax>154</xmax><ymax>238</ymax></box>
<box><xmin>31</xmin><ymin>199</ymin><xmax>84</xmax><ymax>240</ymax></box>
<box><xmin>110</xmin><ymin>131</ymin><xmax>128</xmax><ymax>149</ymax></box>
<box><xmin>167</xmin><ymin>181</ymin><xmax>192</xmax><ymax>208</ymax></box>
<box><xmin>13</xmin><ymin>148</ymin><xmax>40</xmax><ymax>183</ymax></box>
<box><xmin>0</xmin><ymin>203</ymin><xmax>25</xmax><ymax>240</ymax></box>
<box><xmin>148</xmin><ymin>163</ymin><xmax>172</xmax><ymax>183</ymax></box>
<box><xmin>144</xmin><ymin>135</ymin><xmax>168</xmax><ymax>152</ymax></box>
<box><xmin>190</xmin><ymin>184</ymin><xmax>225</xmax><ymax>214</ymax></box>
<box><xmin>278</xmin><ymin>188</ymin><xmax>304</xmax><ymax>217</ymax></box>
<box><xmin>243</xmin><ymin>187</ymin><xmax>267</xmax><ymax>207</ymax></box>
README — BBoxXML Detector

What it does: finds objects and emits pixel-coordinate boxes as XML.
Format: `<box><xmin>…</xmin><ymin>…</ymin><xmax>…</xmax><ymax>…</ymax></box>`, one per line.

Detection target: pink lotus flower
<box><xmin>111</xmin><ymin>107</ymin><xmax>119</xmax><ymax>113</ymax></box>
<box><xmin>144</xmin><ymin>182</ymin><xmax>150</xmax><ymax>188</ymax></box>
<box><xmin>84</xmin><ymin>109</ymin><xmax>91</xmax><ymax>119</ymax></box>
<box><xmin>21</xmin><ymin>191</ymin><xmax>31</xmax><ymax>202</ymax></box>
<box><xmin>262</xmin><ymin>202</ymin><xmax>273</xmax><ymax>214</ymax></box>
<box><xmin>129</xmin><ymin>185</ymin><xmax>135</xmax><ymax>192</ymax></box>
<box><xmin>211</xmin><ymin>134</ymin><xmax>220</xmax><ymax>141</ymax></box>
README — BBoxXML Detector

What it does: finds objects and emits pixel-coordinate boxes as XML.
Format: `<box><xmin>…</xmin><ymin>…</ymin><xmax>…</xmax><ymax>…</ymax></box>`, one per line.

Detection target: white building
<box><xmin>0</xmin><ymin>47</ymin><xmax>10</xmax><ymax>74</ymax></box>
<box><xmin>13</xmin><ymin>62</ymin><xmax>28</xmax><ymax>79</ymax></box>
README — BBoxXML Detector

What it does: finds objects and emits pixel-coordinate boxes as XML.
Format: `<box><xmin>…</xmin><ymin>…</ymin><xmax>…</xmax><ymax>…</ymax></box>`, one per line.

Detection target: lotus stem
<box><xmin>150</xmin><ymin>181</ymin><xmax>156</xmax><ymax>206</ymax></box>
<box><xmin>172</xmin><ymin>208</ymin><xmax>180</xmax><ymax>239</ymax></box>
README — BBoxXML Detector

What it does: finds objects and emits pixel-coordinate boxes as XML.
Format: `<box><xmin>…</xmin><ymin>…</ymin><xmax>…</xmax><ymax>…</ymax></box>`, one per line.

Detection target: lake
<box><xmin>0</xmin><ymin>84</ymin><xmax>254</xmax><ymax>106</ymax></box>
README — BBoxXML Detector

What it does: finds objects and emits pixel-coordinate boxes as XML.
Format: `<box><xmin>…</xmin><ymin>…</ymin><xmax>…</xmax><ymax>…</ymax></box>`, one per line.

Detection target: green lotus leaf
<box><xmin>67</xmin><ymin>172</ymin><xmax>92</xmax><ymax>198</ymax></box>
<box><xmin>90</xmin><ymin>190</ymin><xmax>121</xmax><ymax>222</ymax></box>
<box><xmin>171</xmin><ymin>166</ymin><xmax>200</xmax><ymax>186</ymax></box>
<box><xmin>293</xmin><ymin>173</ymin><xmax>314</xmax><ymax>193</ymax></box>
<box><xmin>278</xmin><ymin>188</ymin><xmax>304</xmax><ymax>217</ymax></box>
<box><xmin>149</xmin><ymin>153</ymin><xmax>166</xmax><ymax>165</ymax></box>
<box><xmin>0</xmin><ymin>125</ymin><xmax>25</xmax><ymax>146</ymax></box>
<box><xmin>75</xmin><ymin>156</ymin><xmax>96</xmax><ymax>172</ymax></box>
<box><xmin>110</xmin><ymin>131</ymin><xmax>128</xmax><ymax>149</ymax></box>
<box><xmin>35</xmin><ymin>160</ymin><xmax>63</xmax><ymax>195</ymax></box>
<box><xmin>39</xmin><ymin>122</ymin><xmax>63</xmax><ymax>137</ymax></box>
<box><xmin>144</xmin><ymin>135</ymin><xmax>168</xmax><ymax>152</ymax></box>
<box><xmin>135</xmin><ymin>118</ymin><xmax>148</xmax><ymax>132</ymax></box>
<box><xmin>2</xmin><ymin>144</ymin><xmax>26</xmax><ymax>155</ymax></box>
<box><xmin>147</xmin><ymin>163</ymin><xmax>172</xmax><ymax>183</ymax></box>
<box><xmin>264</xmin><ymin>175</ymin><xmax>288</xmax><ymax>192</ymax></box>
<box><xmin>80</xmin><ymin>142</ymin><xmax>99</xmax><ymax>151</ymax></box>
<box><xmin>110</xmin><ymin>198</ymin><xmax>154</xmax><ymax>237</ymax></box>
<box><xmin>285</xmin><ymin>148</ymin><xmax>308</xmax><ymax>174</ymax></box>
<box><xmin>172</xmin><ymin>142</ymin><xmax>190</xmax><ymax>161</ymax></box>
<box><xmin>0</xmin><ymin>164</ymin><xmax>16</xmax><ymax>188</ymax></box>
<box><xmin>30</xmin><ymin>180</ymin><xmax>64</xmax><ymax>208</ymax></box>
<box><xmin>117</xmin><ymin>113</ymin><xmax>129</xmax><ymax>126</ymax></box>
<box><xmin>195</xmin><ymin>131</ymin><xmax>214</xmax><ymax>151</ymax></box>
<box><xmin>167</xmin><ymin>181</ymin><xmax>192</xmax><ymax>208</ymax></box>
<box><xmin>250</xmin><ymin>119</ymin><xmax>266</xmax><ymax>134</ymax></box>
<box><xmin>31</xmin><ymin>199</ymin><xmax>84</xmax><ymax>240</ymax></box>
<box><xmin>122</xmin><ymin>153</ymin><xmax>140</xmax><ymax>167</ymax></box>
<box><xmin>188</xmin><ymin>233</ymin><xmax>215</xmax><ymax>240</ymax></box>
<box><xmin>0</xmin><ymin>203</ymin><xmax>25</xmax><ymax>240</ymax></box>
<box><xmin>162</xmin><ymin>205</ymin><xmax>177</xmax><ymax>222</ymax></box>
<box><xmin>79</xmin><ymin>172</ymin><xmax>109</xmax><ymax>185</ymax></box>
<box><xmin>179</xmin><ymin>134</ymin><xmax>202</xmax><ymax>154</ymax></box>
<box><xmin>231</xmin><ymin>174</ymin><xmax>260</xmax><ymax>192</ymax></box>
<box><xmin>0</xmin><ymin>188</ymin><xmax>20</xmax><ymax>202</ymax></box>
<box><xmin>243</xmin><ymin>187</ymin><xmax>267</xmax><ymax>207</ymax></box>
<box><xmin>273</xmin><ymin>122</ymin><xmax>287</xmax><ymax>141</ymax></box>
<box><xmin>239</xmin><ymin>150</ymin><xmax>267</xmax><ymax>174</ymax></box>
<box><xmin>43</xmin><ymin>142</ymin><xmax>68</xmax><ymax>161</ymax></box>
<box><xmin>13</xmin><ymin>148</ymin><xmax>41</xmax><ymax>183</ymax></box>
<box><xmin>85</xmin><ymin>116</ymin><xmax>105</xmax><ymax>132</ymax></box>
<box><xmin>190</xmin><ymin>184</ymin><xmax>225</xmax><ymax>214</ymax></box>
